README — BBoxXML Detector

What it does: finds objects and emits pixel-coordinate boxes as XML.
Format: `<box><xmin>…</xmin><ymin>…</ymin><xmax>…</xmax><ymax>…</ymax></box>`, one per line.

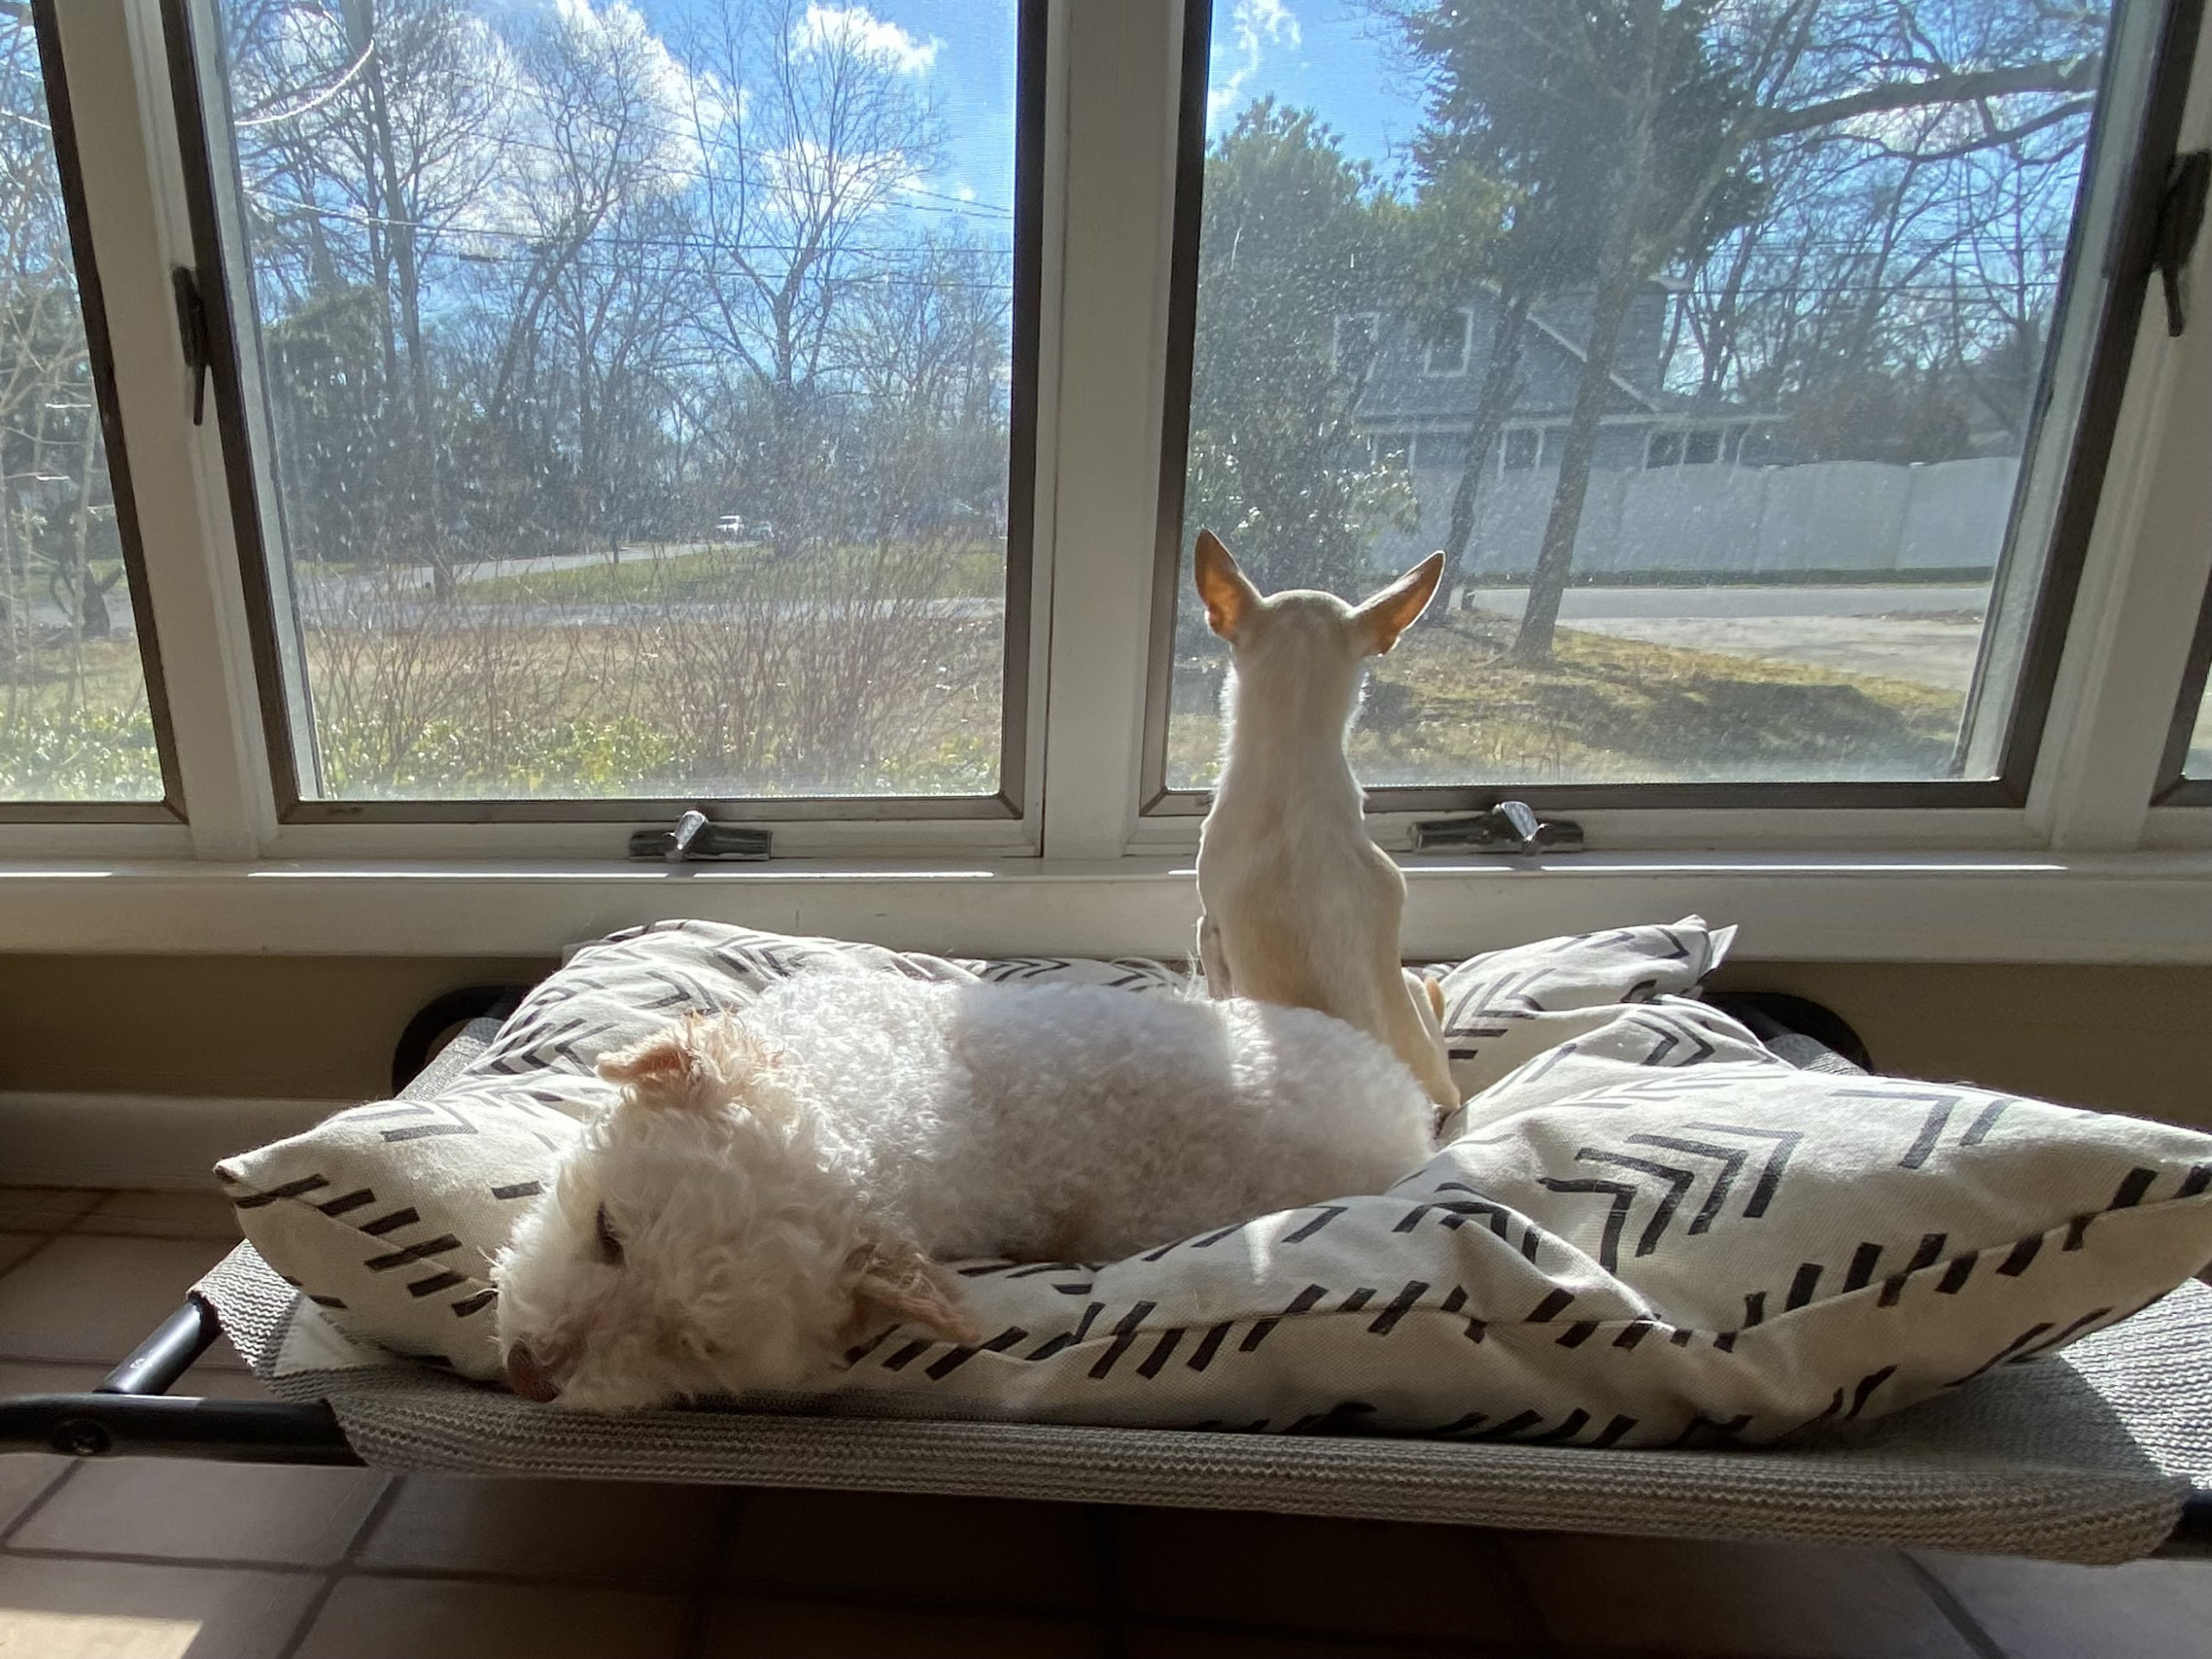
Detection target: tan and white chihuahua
<box><xmin>1191</xmin><ymin>529</ymin><xmax>1459</xmax><ymax>1114</ymax></box>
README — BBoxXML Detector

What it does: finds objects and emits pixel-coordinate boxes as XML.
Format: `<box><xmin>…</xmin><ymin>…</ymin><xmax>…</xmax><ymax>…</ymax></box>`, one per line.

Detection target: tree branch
<box><xmin>1755</xmin><ymin>54</ymin><xmax>2101</xmax><ymax>143</ymax></box>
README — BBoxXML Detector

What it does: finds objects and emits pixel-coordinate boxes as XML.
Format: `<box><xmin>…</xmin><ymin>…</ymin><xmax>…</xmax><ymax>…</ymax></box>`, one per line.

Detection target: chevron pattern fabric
<box><xmin>215</xmin><ymin>918</ymin><xmax>2212</xmax><ymax>1451</ymax></box>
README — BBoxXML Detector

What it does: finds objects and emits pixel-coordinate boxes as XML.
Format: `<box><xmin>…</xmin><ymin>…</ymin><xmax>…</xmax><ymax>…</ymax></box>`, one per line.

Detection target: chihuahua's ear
<box><xmin>1192</xmin><ymin>530</ymin><xmax>1262</xmax><ymax>642</ymax></box>
<box><xmin>1353</xmin><ymin>550</ymin><xmax>1446</xmax><ymax>654</ymax></box>
<box><xmin>846</xmin><ymin>1243</ymin><xmax>982</xmax><ymax>1346</ymax></box>
<box><xmin>598</xmin><ymin>1016</ymin><xmax>712</xmax><ymax>1110</ymax></box>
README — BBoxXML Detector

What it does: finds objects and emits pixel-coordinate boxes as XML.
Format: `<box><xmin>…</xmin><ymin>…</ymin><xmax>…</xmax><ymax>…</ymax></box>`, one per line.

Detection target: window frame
<box><xmin>1421</xmin><ymin>305</ymin><xmax>1471</xmax><ymax>377</ymax></box>
<box><xmin>1135</xmin><ymin>0</ymin><xmax>2210</xmax><ymax>823</ymax></box>
<box><xmin>0</xmin><ymin>0</ymin><xmax>186</xmax><ymax>825</ymax></box>
<box><xmin>9</xmin><ymin>0</ymin><xmax>2212</xmax><ymax>963</ymax></box>
<box><xmin>156</xmin><ymin>0</ymin><xmax>1051</xmax><ymax>833</ymax></box>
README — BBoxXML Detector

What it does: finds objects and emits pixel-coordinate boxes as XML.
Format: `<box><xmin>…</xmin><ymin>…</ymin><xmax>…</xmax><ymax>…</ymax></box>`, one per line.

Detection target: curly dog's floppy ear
<box><xmin>846</xmin><ymin>1242</ymin><xmax>982</xmax><ymax>1346</ymax></box>
<box><xmin>597</xmin><ymin>1016</ymin><xmax>714</xmax><ymax>1111</ymax></box>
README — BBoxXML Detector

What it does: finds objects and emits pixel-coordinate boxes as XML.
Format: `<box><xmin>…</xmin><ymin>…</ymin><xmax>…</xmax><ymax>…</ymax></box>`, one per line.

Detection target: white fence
<box><xmin>1373</xmin><ymin>455</ymin><xmax>2019</xmax><ymax>580</ymax></box>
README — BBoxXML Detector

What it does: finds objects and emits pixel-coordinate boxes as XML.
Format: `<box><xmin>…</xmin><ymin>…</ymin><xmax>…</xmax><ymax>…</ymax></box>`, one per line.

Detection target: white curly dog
<box><xmin>493</xmin><ymin>969</ymin><xmax>1434</xmax><ymax>1410</ymax></box>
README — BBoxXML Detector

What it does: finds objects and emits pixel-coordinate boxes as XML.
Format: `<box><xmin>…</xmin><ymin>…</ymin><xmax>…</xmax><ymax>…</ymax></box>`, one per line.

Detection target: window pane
<box><xmin>2183</xmin><ymin>679</ymin><xmax>2212</xmax><ymax>779</ymax></box>
<box><xmin>0</xmin><ymin>14</ymin><xmax>164</xmax><ymax>803</ymax></box>
<box><xmin>200</xmin><ymin>0</ymin><xmax>1026</xmax><ymax>803</ymax></box>
<box><xmin>1165</xmin><ymin>0</ymin><xmax>2147</xmax><ymax>791</ymax></box>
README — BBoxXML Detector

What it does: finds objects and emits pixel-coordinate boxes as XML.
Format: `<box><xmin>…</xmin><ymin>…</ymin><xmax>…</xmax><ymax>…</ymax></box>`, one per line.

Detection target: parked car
<box><xmin>714</xmin><ymin>514</ymin><xmax>772</xmax><ymax>544</ymax></box>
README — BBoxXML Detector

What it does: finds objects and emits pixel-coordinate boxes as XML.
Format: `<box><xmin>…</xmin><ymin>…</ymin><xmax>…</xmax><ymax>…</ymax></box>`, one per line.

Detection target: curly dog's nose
<box><xmin>503</xmin><ymin>1342</ymin><xmax>563</xmax><ymax>1402</ymax></box>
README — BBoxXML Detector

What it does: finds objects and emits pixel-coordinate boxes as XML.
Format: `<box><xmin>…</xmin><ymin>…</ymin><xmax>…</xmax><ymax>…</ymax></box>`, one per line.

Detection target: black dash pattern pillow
<box><xmin>216</xmin><ymin>923</ymin><xmax>1191</xmax><ymax>1373</ymax></box>
<box><xmin>1428</xmin><ymin>918</ymin><xmax>1737</xmax><ymax>1103</ymax></box>
<box><xmin>219</xmin><ymin>918</ymin><xmax>2212</xmax><ymax>1446</ymax></box>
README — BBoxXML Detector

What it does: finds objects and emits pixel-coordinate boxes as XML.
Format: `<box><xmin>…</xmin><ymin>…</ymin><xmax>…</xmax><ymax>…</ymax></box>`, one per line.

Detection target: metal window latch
<box><xmin>626</xmin><ymin>809</ymin><xmax>772</xmax><ymax>862</ymax></box>
<box><xmin>1411</xmin><ymin>799</ymin><xmax>1583</xmax><ymax>855</ymax></box>
<box><xmin>170</xmin><ymin>267</ymin><xmax>209</xmax><ymax>425</ymax></box>
<box><xmin>2154</xmin><ymin>149</ymin><xmax>2210</xmax><ymax>338</ymax></box>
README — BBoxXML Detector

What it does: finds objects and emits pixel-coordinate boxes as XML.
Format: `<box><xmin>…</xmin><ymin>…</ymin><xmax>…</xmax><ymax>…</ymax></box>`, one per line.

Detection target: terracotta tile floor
<box><xmin>1</xmin><ymin>1186</ymin><xmax>2206</xmax><ymax>1658</ymax></box>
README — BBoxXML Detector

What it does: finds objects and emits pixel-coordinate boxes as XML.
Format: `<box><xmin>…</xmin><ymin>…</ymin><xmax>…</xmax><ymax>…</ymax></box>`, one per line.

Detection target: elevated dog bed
<box><xmin>4</xmin><ymin>951</ymin><xmax>2209</xmax><ymax>1567</ymax></box>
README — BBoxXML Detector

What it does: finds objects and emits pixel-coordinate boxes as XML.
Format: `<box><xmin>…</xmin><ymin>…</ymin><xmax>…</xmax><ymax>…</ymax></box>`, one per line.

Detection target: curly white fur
<box><xmin>493</xmin><ymin>969</ymin><xmax>1435</xmax><ymax>1411</ymax></box>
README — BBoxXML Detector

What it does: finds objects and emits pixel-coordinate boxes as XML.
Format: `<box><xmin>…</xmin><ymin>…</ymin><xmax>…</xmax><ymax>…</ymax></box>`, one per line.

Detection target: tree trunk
<box><xmin>1511</xmin><ymin>9</ymin><xmax>1665</xmax><ymax>665</ymax></box>
<box><xmin>1425</xmin><ymin>291</ymin><xmax>1532</xmax><ymax>626</ymax></box>
<box><xmin>1510</xmin><ymin>262</ymin><xmax>1642</xmax><ymax>663</ymax></box>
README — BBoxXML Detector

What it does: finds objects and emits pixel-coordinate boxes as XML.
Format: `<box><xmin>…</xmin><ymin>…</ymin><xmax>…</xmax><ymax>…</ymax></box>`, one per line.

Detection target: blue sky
<box><xmin>1201</xmin><ymin>2</ymin><xmax>1411</xmax><ymax>176</ymax></box>
<box><xmin>624</xmin><ymin>1</ymin><xmax>1411</xmax><ymax>225</ymax></box>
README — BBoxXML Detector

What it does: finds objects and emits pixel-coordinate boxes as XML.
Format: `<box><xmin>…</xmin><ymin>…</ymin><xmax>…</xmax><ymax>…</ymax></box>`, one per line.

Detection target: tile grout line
<box><xmin>271</xmin><ymin>1471</ymin><xmax>407</xmax><ymax>1659</ymax></box>
<box><xmin>0</xmin><ymin>1459</ymin><xmax>84</xmax><ymax>1549</ymax></box>
<box><xmin>1897</xmin><ymin>1551</ymin><xmax>2015</xmax><ymax>1659</ymax></box>
<box><xmin>677</xmin><ymin>1485</ymin><xmax>751</xmax><ymax>1658</ymax></box>
<box><xmin>0</xmin><ymin>1229</ymin><xmax>78</xmax><ymax>1289</ymax></box>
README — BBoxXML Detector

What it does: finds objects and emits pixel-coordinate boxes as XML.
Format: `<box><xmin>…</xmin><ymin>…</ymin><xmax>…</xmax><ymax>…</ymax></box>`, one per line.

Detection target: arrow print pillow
<box><xmin>217</xmin><ymin>918</ymin><xmax>2212</xmax><ymax>1446</ymax></box>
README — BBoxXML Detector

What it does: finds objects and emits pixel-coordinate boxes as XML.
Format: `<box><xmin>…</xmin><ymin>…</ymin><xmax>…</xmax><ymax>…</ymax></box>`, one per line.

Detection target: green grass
<box><xmin>1170</xmin><ymin>611</ymin><xmax>1963</xmax><ymax>788</ymax></box>
<box><xmin>2</xmin><ymin>604</ymin><xmax>1971</xmax><ymax>803</ymax></box>
<box><xmin>0</xmin><ymin>638</ymin><xmax>164</xmax><ymax>801</ymax></box>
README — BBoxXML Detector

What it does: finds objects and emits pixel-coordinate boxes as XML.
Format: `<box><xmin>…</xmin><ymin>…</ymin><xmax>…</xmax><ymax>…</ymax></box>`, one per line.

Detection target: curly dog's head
<box><xmin>492</xmin><ymin>1014</ymin><xmax>976</xmax><ymax>1411</ymax></box>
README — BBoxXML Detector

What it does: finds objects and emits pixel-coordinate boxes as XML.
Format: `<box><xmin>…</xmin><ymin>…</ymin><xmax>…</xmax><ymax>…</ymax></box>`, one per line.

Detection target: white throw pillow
<box><xmin>217</xmin><ymin>923</ymin><xmax>1188</xmax><ymax>1373</ymax></box>
<box><xmin>219</xmin><ymin>919</ymin><xmax>2212</xmax><ymax>1446</ymax></box>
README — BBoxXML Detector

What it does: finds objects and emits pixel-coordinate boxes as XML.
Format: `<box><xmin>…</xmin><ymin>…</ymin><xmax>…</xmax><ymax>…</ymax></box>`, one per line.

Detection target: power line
<box><xmin>242</xmin><ymin>185</ymin><xmax>1014</xmax><ymax>274</ymax></box>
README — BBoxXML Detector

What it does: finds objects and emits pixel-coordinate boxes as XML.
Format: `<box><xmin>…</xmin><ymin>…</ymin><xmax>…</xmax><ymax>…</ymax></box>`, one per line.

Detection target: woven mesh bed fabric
<box><xmin>192</xmin><ymin>1007</ymin><xmax>2212</xmax><ymax>1563</ymax></box>
<box><xmin>194</xmin><ymin>1236</ymin><xmax>2209</xmax><ymax>1564</ymax></box>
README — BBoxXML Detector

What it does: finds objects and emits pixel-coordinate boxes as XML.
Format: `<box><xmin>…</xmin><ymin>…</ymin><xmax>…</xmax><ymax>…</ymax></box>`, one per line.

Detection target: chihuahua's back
<box><xmin>1191</xmin><ymin>532</ymin><xmax>1459</xmax><ymax>1112</ymax></box>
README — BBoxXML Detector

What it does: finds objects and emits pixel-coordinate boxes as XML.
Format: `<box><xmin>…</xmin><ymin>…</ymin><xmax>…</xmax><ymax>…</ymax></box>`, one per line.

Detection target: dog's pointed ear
<box><xmin>1192</xmin><ymin>530</ymin><xmax>1262</xmax><ymax>642</ymax></box>
<box><xmin>847</xmin><ymin>1243</ymin><xmax>982</xmax><ymax>1346</ymax></box>
<box><xmin>598</xmin><ymin>1018</ymin><xmax>711</xmax><ymax>1110</ymax></box>
<box><xmin>1353</xmin><ymin>550</ymin><xmax>1446</xmax><ymax>654</ymax></box>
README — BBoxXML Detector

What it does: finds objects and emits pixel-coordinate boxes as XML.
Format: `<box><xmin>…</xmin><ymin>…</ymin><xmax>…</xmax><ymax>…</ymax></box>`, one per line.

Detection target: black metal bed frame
<box><xmin>0</xmin><ymin>988</ymin><xmax>2205</xmax><ymax>1560</ymax></box>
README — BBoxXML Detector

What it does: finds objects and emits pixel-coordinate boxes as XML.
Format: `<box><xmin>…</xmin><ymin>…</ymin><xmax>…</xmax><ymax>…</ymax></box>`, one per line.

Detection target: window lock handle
<box><xmin>627</xmin><ymin>810</ymin><xmax>772</xmax><ymax>862</ymax></box>
<box><xmin>1411</xmin><ymin>801</ymin><xmax>1583</xmax><ymax>855</ymax></box>
<box><xmin>170</xmin><ymin>267</ymin><xmax>210</xmax><ymax>424</ymax></box>
<box><xmin>2154</xmin><ymin>149</ymin><xmax>2210</xmax><ymax>338</ymax></box>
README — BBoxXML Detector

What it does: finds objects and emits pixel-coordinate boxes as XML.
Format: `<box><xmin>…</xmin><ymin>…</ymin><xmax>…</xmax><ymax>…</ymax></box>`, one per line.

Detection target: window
<box><xmin>2155</xmin><ymin>577</ymin><xmax>2212</xmax><ymax>801</ymax></box>
<box><xmin>1421</xmin><ymin>308</ymin><xmax>1470</xmax><ymax>376</ymax></box>
<box><xmin>1334</xmin><ymin>312</ymin><xmax>1377</xmax><ymax>376</ymax></box>
<box><xmin>4</xmin><ymin>0</ymin><xmax>2212</xmax><ymax>957</ymax></box>
<box><xmin>1154</xmin><ymin>0</ymin><xmax>2183</xmax><ymax>799</ymax></box>
<box><xmin>1412</xmin><ymin>432</ymin><xmax>1461</xmax><ymax>470</ymax></box>
<box><xmin>177</xmin><ymin>0</ymin><xmax>1039</xmax><ymax>816</ymax></box>
<box><xmin>0</xmin><ymin>7</ymin><xmax>174</xmax><ymax>814</ymax></box>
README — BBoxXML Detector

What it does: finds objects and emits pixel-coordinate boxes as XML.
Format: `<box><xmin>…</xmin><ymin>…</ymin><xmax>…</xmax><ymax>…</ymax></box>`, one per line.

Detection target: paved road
<box><xmin>1458</xmin><ymin>583</ymin><xmax>1986</xmax><ymax>620</ymax></box>
<box><xmin>39</xmin><ymin>574</ymin><xmax>1992</xmax><ymax>696</ymax></box>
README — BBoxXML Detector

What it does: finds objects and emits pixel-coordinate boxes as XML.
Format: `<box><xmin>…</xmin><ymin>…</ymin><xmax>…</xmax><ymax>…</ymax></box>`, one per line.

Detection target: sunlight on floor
<box><xmin>0</xmin><ymin>1607</ymin><xmax>202</xmax><ymax>1658</ymax></box>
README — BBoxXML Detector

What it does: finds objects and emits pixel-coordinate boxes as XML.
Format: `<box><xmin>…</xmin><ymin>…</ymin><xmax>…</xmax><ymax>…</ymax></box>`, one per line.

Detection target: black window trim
<box><xmin>157</xmin><ymin>0</ymin><xmax>1047</xmax><ymax>828</ymax></box>
<box><xmin>1139</xmin><ymin>0</ymin><xmax>2209</xmax><ymax>820</ymax></box>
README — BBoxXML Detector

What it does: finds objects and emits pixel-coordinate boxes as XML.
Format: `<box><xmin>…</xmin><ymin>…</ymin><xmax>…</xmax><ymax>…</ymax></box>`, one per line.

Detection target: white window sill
<box><xmin>4</xmin><ymin>851</ymin><xmax>2212</xmax><ymax>963</ymax></box>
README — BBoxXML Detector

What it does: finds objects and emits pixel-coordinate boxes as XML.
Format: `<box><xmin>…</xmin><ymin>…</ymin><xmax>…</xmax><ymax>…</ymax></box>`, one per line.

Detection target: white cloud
<box><xmin>1207</xmin><ymin>0</ymin><xmax>1300</xmax><ymax>130</ymax></box>
<box><xmin>956</xmin><ymin>183</ymin><xmax>976</xmax><ymax>202</ymax></box>
<box><xmin>791</xmin><ymin>4</ymin><xmax>940</xmax><ymax>76</ymax></box>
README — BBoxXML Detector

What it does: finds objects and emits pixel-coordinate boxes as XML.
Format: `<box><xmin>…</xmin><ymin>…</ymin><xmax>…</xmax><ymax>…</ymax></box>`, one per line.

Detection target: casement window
<box><xmin>166</xmin><ymin>0</ymin><xmax>1042</xmax><ymax>834</ymax></box>
<box><xmin>1147</xmin><ymin>0</ymin><xmax>2209</xmax><ymax>815</ymax></box>
<box><xmin>9</xmin><ymin>0</ymin><xmax>2212</xmax><ymax>964</ymax></box>
<box><xmin>0</xmin><ymin>4</ymin><xmax>179</xmax><ymax>823</ymax></box>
